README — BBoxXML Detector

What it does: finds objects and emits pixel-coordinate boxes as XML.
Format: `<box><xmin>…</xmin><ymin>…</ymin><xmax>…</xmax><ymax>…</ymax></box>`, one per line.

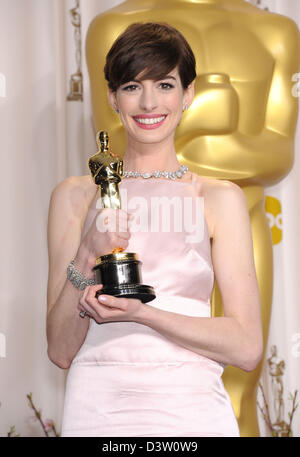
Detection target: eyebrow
<box><xmin>131</xmin><ymin>75</ymin><xmax>177</xmax><ymax>83</ymax></box>
<box><xmin>158</xmin><ymin>75</ymin><xmax>177</xmax><ymax>81</ymax></box>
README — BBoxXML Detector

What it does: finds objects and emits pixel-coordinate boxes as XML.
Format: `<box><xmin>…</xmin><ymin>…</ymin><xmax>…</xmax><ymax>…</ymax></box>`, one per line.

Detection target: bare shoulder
<box><xmin>193</xmin><ymin>174</ymin><xmax>247</xmax><ymax>240</ymax></box>
<box><xmin>51</xmin><ymin>174</ymin><xmax>94</xmax><ymax>198</ymax></box>
<box><xmin>49</xmin><ymin>175</ymin><xmax>96</xmax><ymax>220</ymax></box>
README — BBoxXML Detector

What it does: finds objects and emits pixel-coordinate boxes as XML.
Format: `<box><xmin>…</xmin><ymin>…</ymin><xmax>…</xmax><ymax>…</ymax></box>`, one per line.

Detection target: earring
<box><xmin>114</xmin><ymin>107</ymin><xmax>119</xmax><ymax>114</ymax></box>
<box><xmin>183</xmin><ymin>105</ymin><xmax>189</xmax><ymax>112</ymax></box>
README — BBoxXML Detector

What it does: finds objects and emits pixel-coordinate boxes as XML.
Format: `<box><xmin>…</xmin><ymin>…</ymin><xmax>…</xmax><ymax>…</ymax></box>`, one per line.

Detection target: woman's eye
<box><xmin>160</xmin><ymin>83</ymin><xmax>174</xmax><ymax>90</ymax></box>
<box><xmin>121</xmin><ymin>82</ymin><xmax>174</xmax><ymax>91</ymax></box>
<box><xmin>122</xmin><ymin>84</ymin><xmax>138</xmax><ymax>92</ymax></box>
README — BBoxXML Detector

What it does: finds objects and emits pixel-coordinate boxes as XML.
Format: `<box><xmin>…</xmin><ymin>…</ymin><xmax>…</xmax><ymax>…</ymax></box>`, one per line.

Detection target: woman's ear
<box><xmin>184</xmin><ymin>80</ymin><xmax>195</xmax><ymax>109</ymax></box>
<box><xmin>107</xmin><ymin>88</ymin><xmax>118</xmax><ymax>112</ymax></box>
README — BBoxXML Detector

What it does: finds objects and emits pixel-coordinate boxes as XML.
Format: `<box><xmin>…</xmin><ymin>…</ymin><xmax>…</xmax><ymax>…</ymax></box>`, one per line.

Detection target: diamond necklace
<box><xmin>123</xmin><ymin>164</ymin><xmax>189</xmax><ymax>180</ymax></box>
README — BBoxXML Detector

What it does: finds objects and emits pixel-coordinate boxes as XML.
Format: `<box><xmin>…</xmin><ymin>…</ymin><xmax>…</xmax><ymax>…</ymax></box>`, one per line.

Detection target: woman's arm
<box><xmin>46</xmin><ymin>176</ymin><xmax>131</xmax><ymax>369</ymax></box>
<box><xmin>134</xmin><ymin>309</ymin><xmax>261</xmax><ymax>372</ymax></box>
<box><xmin>136</xmin><ymin>181</ymin><xmax>263</xmax><ymax>371</ymax></box>
<box><xmin>46</xmin><ymin>177</ymin><xmax>95</xmax><ymax>369</ymax></box>
<box><xmin>80</xmin><ymin>181</ymin><xmax>263</xmax><ymax>372</ymax></box>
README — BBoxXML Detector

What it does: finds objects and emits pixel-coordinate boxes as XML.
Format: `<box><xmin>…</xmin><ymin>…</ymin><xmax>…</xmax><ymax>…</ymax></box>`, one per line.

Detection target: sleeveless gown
<box><xmin>61</xmin><ymin>172</ymin><xmax>240</xmax><ymax>437</ymax></box>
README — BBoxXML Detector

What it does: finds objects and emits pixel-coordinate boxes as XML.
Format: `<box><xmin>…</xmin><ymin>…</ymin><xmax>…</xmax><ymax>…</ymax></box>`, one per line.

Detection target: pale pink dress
<box><xmin>61</xmin><ymin>172</ymin><xmax>240</xmax><ymax>437</ymax></box>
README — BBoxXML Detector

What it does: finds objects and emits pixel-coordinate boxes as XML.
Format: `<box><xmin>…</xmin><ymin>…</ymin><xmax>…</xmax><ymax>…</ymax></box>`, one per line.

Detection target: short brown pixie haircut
<box><xmin>104</xmin><ymin>22</ymin><xmax>196</xmax><ymax>92</ymax></box>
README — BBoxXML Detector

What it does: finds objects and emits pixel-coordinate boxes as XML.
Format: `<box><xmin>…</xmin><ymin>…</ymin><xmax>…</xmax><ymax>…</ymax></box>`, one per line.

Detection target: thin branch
<box><xmin>257</xmin><ymin>382</ymin><xmax>273</xmax><ymax>432</ymax></box>
<box><xmin>288</xmin><ymin>390</ymin><xmax>298</xmax><ymax>431</ymax></box>
<box><xmin>26</xmin><ymin>393</ymin><xmax>49</xmax><ymax>437</ymax></box>
<box><xmin>51</xmin><ymin>422</ymin><xmax>60</xmax><ymax>437</ymax></box>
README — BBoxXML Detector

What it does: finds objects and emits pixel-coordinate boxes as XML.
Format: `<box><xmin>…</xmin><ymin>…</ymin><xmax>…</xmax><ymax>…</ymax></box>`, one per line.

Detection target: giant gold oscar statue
<box><xmin>85</xmin><ymin>0</ymin><xmax>300</xmax><ymax>436</ymax></box>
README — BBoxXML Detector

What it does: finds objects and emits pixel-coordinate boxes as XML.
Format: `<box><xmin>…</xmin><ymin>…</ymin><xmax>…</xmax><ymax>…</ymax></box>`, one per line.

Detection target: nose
<box><xmin>139</xmin><ymin>85</ymin><xmax>158</xmax><ymax>112</ymax></box>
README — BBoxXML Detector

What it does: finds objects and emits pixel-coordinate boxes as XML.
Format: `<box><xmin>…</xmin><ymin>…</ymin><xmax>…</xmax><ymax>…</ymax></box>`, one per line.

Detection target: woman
<box><xmin>46</xmin><ymin>22</ymin><xmax>263</xmax><ymax>437</ymax></box>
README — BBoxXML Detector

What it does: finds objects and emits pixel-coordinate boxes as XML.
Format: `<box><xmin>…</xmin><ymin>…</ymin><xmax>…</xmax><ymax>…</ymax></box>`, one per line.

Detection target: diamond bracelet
<box><xmin>66</xmin><ymin>259</ymin><xmax>96</xmax><ymax>290</ymax></box>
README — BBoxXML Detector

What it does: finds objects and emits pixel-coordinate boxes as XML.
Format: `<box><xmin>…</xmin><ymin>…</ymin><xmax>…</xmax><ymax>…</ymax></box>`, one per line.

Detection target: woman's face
<box><xmin>108</xmin><ymin>67</ymin><xmax>194</xmax><ymax>146</ymax></box>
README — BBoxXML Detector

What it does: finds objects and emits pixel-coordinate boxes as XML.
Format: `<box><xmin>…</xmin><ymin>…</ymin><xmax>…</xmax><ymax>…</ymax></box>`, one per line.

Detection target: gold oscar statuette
<box><xmin>88</xmin><ymin>130</ymin><xmax>156</xmax><ymax>303</ymax></box>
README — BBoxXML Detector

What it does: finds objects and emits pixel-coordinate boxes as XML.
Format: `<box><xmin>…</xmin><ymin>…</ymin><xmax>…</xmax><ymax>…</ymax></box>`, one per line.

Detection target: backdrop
<box><xmin>0</xmin><ymin>0</ymin><xmax>299</xmax><ymax>437</ymax></box>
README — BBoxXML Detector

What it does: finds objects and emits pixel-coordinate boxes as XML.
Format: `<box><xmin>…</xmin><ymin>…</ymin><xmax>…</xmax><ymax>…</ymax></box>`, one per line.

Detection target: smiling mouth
<box><xmin>133</xmin><ymin>115</ymin><xmax>167</xmax><ymax>125</ymax></box>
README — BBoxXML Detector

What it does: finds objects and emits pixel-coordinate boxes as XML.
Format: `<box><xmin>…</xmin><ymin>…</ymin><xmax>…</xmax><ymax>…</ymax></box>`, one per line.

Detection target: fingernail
<box><xmin>98</xmin><ymin>295</ymin><xmax>107</xmax><ymax>302</ymax></box>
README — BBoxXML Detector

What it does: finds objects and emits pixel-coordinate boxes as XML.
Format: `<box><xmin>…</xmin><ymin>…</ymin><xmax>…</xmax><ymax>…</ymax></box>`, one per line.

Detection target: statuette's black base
<box><xmin>96</xmin><ymin>284</ymin><xmax>156</xmax><ymax>304</ymax></box>
<box><xmin>93</xmin><ymin>252</ymin><xmax>156</xmax><ymax>304</ymax></box>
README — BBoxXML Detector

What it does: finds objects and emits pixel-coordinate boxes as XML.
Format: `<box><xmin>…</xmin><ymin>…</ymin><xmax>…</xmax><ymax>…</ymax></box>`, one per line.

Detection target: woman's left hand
<box><xmin>78</xmin><ymin>284</ymin><xmax>143</xmax><ymax>324</ymax></box>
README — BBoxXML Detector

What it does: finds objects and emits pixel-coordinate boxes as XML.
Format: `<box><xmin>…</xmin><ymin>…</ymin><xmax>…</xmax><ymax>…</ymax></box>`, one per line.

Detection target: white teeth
<box><xmin>134</xmin><ymin>116</ymin><xmax>166</xmax><ymax>125</ymax></box>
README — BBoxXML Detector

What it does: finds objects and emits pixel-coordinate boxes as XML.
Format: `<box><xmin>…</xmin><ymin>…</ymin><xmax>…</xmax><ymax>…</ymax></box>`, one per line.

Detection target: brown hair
<box><xmin>104</xmin><ymin>22</ymin><xmax>196</xmax><ymax>92</ymax></box>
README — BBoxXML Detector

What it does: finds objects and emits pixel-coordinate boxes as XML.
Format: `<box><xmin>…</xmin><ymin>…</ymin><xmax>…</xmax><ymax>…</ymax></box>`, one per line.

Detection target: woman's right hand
<box><xmin>80</xmin><ymin>208</ymin><xmax>132</xmax><ymax>261</ymax></box>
